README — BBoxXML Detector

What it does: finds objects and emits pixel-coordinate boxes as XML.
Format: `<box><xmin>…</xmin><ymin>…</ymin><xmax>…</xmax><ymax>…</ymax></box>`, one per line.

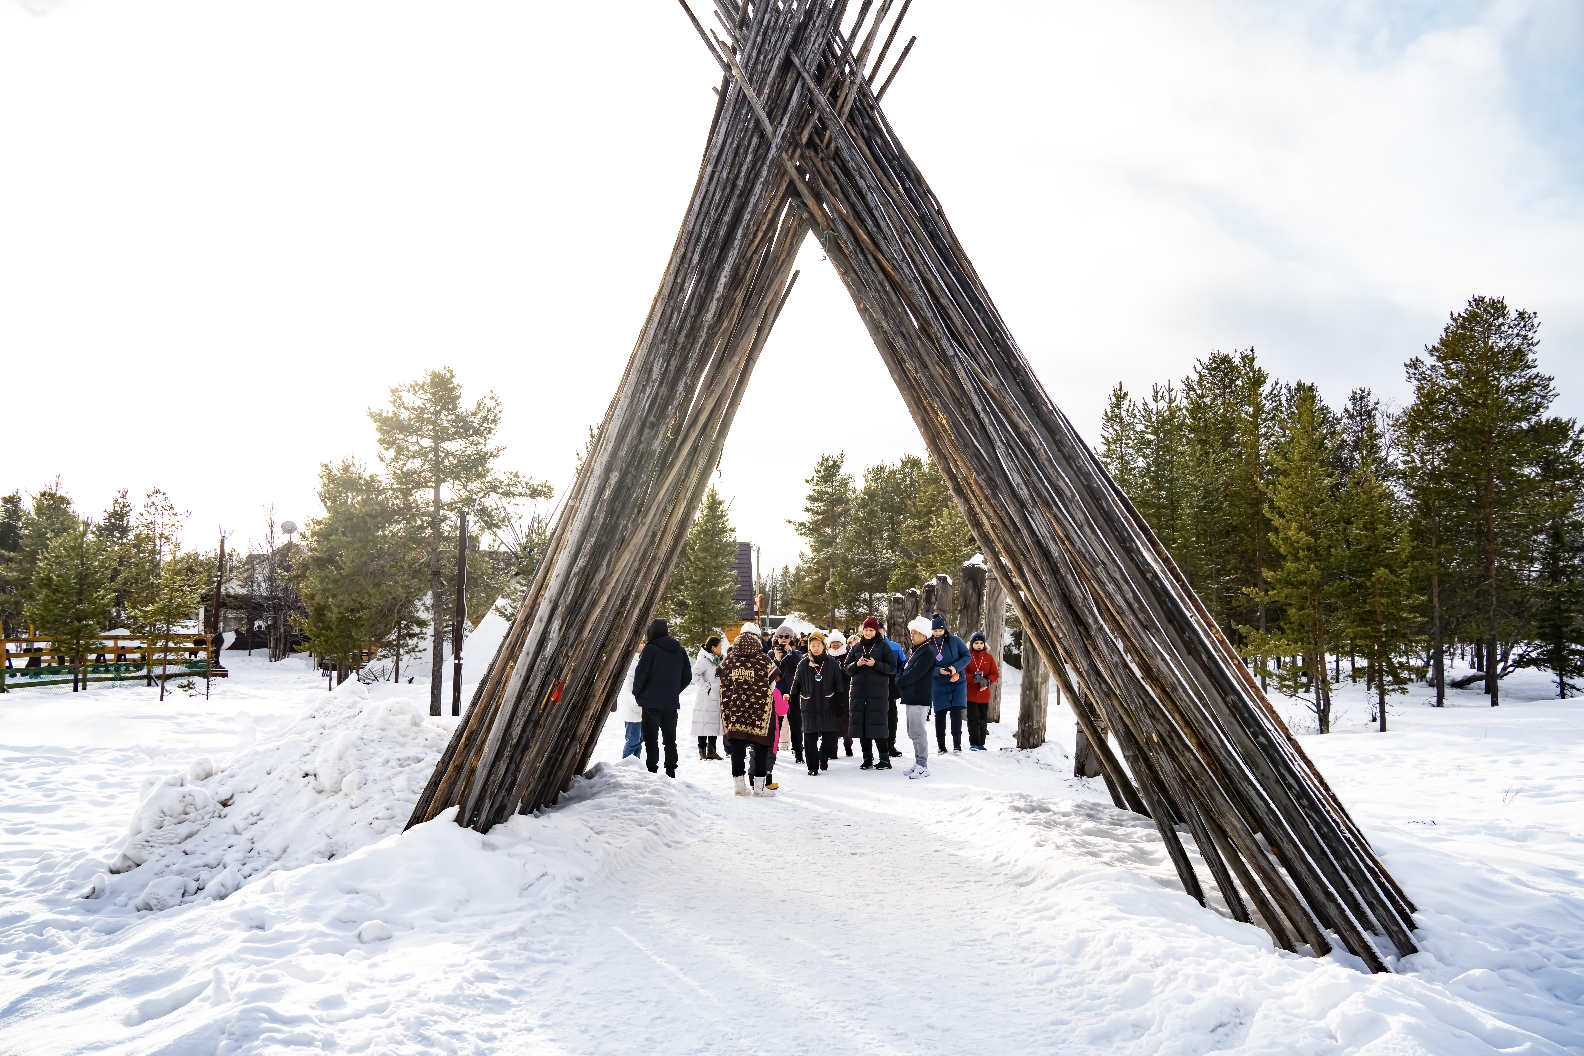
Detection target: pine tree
<box><xmin>1246</xmin><ymin>383</ymin><xmax>1344</xmax><ymax>732</ymax></box>
<box><xmin>788</xmin><ymin>453</ymin><xmax>854</xmax><ymax>622</ymax></box>
<box><xmin>94</xmin><ymin>489</ymin><xmax>136</xmax><ymax>628</ymax></box>
<box><xmin>26</xmin><ymin>524</ymin><xmax>114</xmax><ymax>691</ymax></box>
<box><xmin>665</xmin><ymin>486</ymin><xmax>740</xmax><ymax>648</ymax></box>
<box><xmin>1404</xmin><ymin>297</ymin><xmax>1568</xmax><ymax>705</ymax></box>
<box><xmin>370</xmin><ymin>367</ymin><xmax>550</xmax><ymax>714</ymax></box>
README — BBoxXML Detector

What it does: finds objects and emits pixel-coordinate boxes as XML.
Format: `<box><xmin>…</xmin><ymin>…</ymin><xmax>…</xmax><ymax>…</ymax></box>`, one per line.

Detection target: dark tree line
<box><xmin>1102</xmin><ymin>296</ymin><xmax>1584</xmax><ymax>724</ymax></box>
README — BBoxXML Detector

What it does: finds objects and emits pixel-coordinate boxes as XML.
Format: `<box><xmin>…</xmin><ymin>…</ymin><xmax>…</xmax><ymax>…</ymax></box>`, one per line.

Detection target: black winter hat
<box><xmin>931</xmin><ymin>614</ymin><xmax>949</xmax><ymax>631</ymax></box>
<box><xmin>647</xmin><ymin>619</ymin><xmax>670</xmax><ymax>642</ymax></box>
<box><xmin>969</xmin><ymin>631</ymin><xmax>987</xmax><ymax>644</ymax></box>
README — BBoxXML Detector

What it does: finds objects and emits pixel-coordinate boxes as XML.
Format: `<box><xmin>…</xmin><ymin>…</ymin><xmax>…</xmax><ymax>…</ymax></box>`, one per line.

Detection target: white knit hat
<box><xmin>907</xmin><ymin>615</ymin><xmax>932</xmax><ymax>637</ymax></box>
<box><xmin>737</xmin><ymin>622</ymin><xmax>762</xmax><ymax>639</ymax></box>
<box><xmin>827</xmin><ymin>632</ymin><xmax>846</xmax><ymax>655</ymax></box>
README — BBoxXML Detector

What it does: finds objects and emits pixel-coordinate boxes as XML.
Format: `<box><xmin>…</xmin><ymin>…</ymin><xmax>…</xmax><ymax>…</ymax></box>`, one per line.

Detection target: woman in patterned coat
<box><xmin>718</xmin><ymin>625</ymin><xmax>779</xmax><ymax>797</ymax></box>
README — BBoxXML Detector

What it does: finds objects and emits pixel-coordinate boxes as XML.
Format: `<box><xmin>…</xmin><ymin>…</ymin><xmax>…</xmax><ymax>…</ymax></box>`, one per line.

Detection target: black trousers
<box><xmin>787</xmin><ymin>696</ymin><xmax>803</xmax><ymax>758</ymax></box>
<box><xmin>967</xmin><ymin>703</ymin><xmax>989</xmax><ymax>746</ymax></box>
<box><xmin>642</xmin><ymin>707</ymin><xmax>678</xmax><ymax>775</ymax></box>
<box><xmin>803</xmin><ymin>730</ymin><xmax>837</xmax><ymax>769</ymax></box>
<box><xmin>726</xmin><ymin>738</ymin><xmax>768</xmax><ymax>778</ymax></box>
<box><xmin>934</xmin><ymin>707</ymin><xmax>963</xmax><ymax>749</ymax></box>
<box><xmin>861</xmin><ymin>737</ymin><xmax>889</xmax><ymax>763</ymax></box>
<box><xmin>887</xmin><ymin>700</ymin><xmax>899</xmax><ymax>751</ymax></box>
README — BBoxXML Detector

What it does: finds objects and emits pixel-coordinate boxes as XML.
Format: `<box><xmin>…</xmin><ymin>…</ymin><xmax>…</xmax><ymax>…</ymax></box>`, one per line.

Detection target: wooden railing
<box><xmin>0</xmin><ymin>635</ymin><xmax>226</xmax><ymax>691</ymax></box>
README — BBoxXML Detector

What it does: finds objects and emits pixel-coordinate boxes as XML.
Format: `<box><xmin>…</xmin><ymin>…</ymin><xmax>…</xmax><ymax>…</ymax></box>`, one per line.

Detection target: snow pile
<box><xmin>101</xmin><ymin>678</ymin><xmax>453</xmax><ymax>912</ymax></box>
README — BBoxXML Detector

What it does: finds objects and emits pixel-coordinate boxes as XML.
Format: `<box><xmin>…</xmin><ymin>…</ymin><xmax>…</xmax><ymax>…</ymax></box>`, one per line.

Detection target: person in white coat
<box><xmin>617</xmin><ymin>675</ymin><xmax>643</xmax><ymax>760</ymax></box>
<box><xmin>691</xmin><ymin>635</ymin><xmax>724</xmax><ymax>760</ymax></box>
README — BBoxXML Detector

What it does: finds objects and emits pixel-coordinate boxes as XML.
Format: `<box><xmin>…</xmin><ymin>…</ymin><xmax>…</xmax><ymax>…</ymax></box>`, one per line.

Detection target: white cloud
<box><xmin>0</xmin><ymin>1</ymin><xmax>1577</xmax><ymax>577</ymax></box>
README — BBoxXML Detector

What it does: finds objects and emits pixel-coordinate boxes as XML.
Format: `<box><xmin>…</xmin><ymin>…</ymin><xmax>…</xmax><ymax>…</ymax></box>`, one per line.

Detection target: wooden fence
<box><xmin>0</xmin><ymin>635</ymin><xmax>225</xmax><ymax>691</ymax></box>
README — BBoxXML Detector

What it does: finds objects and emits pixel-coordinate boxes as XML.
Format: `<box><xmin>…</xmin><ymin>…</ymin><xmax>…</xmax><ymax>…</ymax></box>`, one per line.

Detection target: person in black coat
<box><xmin>789</xmin><ymin>631</ymin><xmax>844</xmax><ymax>776</ymax></box>
<box><xmin>844</xmin><ymin>616</ymin><xmax>897</xmax><ymax>769</ymax></box>
<box><xmin>770</xmin><ymin>628</ymin><xmax>804</xmax><ymax>764</ymax></box>
<box><xmin>631</xmin><ymin>618</ymin><xmax>691</xmax><ymax>777</ymax></box>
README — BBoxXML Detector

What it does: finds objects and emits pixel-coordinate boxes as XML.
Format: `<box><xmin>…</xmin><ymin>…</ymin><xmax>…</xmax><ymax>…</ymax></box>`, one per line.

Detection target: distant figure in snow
<box><xmin>965</xmin><ymin>631</ymin><xmax>1000</xmax><ymax>751</ymax></box>
<box><xmin>632</xmin><ymin>619</ymin><xmax>690</xmax><ymax>778</ymax></box>
<box><xmin>789</xmin><ymin>630</ymin><xmax>843</xmax><ymax>777</ymax></box>
<box><xmin>897</xmin><ymin>616</ymin><xmax>937</xmax><ymax>777</ymax></box>
<box><xmin>719</xmin><ymin>624</ymin><xmax>778</xmax><ymax>796</ymax></box>
<box><xmin>617</xmin><ymin>676</ymin><xmax>643</xmax><ymax>761</ymax></box>
<box><xmin>928</xmin><ymin>614</ymin><xmax>971</xmax><ymax>754</ymax></box>
<box><xmin>692</xmin><ymin>635</ymin><xmax>724</xmax><ymax>761</ymax></box>
<box><xmin>846</xmin><ymin>616</ymin><xmax>897</xmax><ymax>770</ymax></box>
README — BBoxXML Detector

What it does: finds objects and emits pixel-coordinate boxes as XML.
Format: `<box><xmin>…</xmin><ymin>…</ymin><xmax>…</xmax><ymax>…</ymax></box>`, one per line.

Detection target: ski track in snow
<box><xmin>1</xmin><ymin>653</ymin><xmax>1582</xmax><ymax>1054</ymax></box>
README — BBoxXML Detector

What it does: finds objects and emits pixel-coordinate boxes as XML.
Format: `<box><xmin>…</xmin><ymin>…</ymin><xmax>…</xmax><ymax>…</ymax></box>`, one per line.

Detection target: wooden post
<box><xmin>933</xmin><ymin>573</ymin><xmax>953</xmax><ymax>625</ymax></box>
<box><xmin>885</xmin><ymin>593</ymin><xmax>908</xmax><ymax>644</ymax></box>
<box><xmin>985</xmin><ymin>567</ymin><xmax>1005</xmax><ymax>723</ymax></box>
<box><xmin>452</xmin><ymin>512</ymin><xmax>468</xmax><ymax>717</ymax></box>
<box><xmin>1016</xmin><ymin>637</ymin><xmax>1048</xmax><ymax>749</ymax></box>
<box><xmin>957</xmin><ymin>560</ymin><xmax>984</xmax><ymax>640</ymax></box>
<box><xmin>921</xmin><ymin>580</ymin><xmax>936</xmax><ymax>620</ymax></box>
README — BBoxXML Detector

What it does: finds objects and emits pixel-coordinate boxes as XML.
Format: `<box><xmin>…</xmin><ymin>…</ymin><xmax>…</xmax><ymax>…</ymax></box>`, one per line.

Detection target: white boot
<box><xmin>733</xmin><ymin>774</ymin><xmax>749</xmax><ymax>796</ymax></box>
<box><xmin>754</xmin><ymin>776</ymin><xmax>776</xmax><ymax>798</ymax></box>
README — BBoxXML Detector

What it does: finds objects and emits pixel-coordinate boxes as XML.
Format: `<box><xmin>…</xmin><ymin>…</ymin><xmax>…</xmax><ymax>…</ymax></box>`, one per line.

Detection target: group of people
<box><xmin>622</xmin><ymin>613</ymin><xmax>1000</xmax><ymax>797</ymax></box>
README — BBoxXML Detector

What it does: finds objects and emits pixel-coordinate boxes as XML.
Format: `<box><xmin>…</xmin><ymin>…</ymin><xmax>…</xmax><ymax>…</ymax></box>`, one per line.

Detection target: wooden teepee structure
<box><xmin>408</xmin><ymin>0</ymin><xmax>1418</xmax><ymax>972</ymax></box>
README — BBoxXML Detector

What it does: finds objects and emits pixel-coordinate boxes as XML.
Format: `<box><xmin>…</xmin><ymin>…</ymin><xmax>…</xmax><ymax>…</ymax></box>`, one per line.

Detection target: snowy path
<box><xmin>2</xmin><ymin>654</ymin><xmax>1583</xmax><ymax>1053</ymax></box>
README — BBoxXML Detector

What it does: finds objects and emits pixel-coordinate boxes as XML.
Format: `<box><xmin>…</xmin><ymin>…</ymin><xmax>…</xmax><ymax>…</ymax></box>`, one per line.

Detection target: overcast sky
<box><xmin>2</xmin><ymin>0</ymin><xmax>1580</xmax><ymax>579</ymax></box>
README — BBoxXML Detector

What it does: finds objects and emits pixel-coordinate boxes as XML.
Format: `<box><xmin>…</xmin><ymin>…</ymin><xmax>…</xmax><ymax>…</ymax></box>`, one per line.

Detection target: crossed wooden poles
<box><xmin>407</xmin><ymin>0</ymin><xmax>1418</xmax><ymax>972</ymax></box>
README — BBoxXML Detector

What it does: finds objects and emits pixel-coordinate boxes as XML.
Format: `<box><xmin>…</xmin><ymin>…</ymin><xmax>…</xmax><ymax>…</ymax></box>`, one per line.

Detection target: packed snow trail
<box><xmin>1</xmin><ymin>654</ymin><xmax>1582</xmax><ymax>1053</ymax></box>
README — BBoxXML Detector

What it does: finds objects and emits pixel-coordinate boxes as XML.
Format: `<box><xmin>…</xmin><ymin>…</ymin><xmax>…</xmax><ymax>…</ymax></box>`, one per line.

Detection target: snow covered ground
<box><xmin>1</xmin><ymin>651</ymin><xmax>1581</xmax><ymax>1054</ymax></box>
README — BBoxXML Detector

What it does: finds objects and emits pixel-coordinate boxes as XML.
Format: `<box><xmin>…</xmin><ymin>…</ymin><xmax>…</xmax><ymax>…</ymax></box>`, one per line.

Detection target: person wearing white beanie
<box><xmin>896</xmin><ymin>615</ymin><xmax>937</xmax><ymax>776</ymax></box>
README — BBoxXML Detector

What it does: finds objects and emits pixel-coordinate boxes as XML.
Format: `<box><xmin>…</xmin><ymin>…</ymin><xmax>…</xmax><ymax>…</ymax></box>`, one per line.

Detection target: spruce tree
<box><xmin>370</xmin><ymin>367</ymin><xmax>549</xmax><ymax>714</ymax></box>
<box><xmin>0</xmin><ymin>492</ymin><xmax>24</xmax><ymax>637</ymax></box>
<box><xmin>296</xmin><ymin>459</ymin><xmax>429</xmax><ymax>681</ymax></box>
<box><xmin>665</xmin><ymin>486</ymin><xmax>740</xmax><ymax>648</ymax></box>
<box><xmin>788</xmin><ymin>453</ymin><xmax>854</xmax><ymax>622</ymax></box>
<box><xmin>133</xmin><ymin>553</ymin><xmax>205</xmax><ymax>701</ymax></box>
<box><xmin>1519</xmin><ymin>434</ymin><xmax>1584</xmax><ymax>697</ymax></box>
<box><xmin>1</xmin><ymin>483</ymin><xmax>81</xmax><ymax>635</ymax></box>
<box><xmin>26</xmin><ymin>524</ymin><xmax>114</xmax><ymax>691</ymax></box>
<box><xmin>1339</xmin><ymin>464</ymin><xmax>1422</xmax><ymax>730</ymax></box>
<box><xmin>1246</xmin><ymin>383</ymin><xmax>1344</xmax><ymax>732</ymax></box>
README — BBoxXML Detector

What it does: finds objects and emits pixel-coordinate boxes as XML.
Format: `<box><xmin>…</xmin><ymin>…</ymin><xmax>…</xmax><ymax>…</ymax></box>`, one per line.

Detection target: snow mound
<box><xmin>103</xmin><ymin>678</ymin><xmax>452</xmax><ymax>911</ymax></box>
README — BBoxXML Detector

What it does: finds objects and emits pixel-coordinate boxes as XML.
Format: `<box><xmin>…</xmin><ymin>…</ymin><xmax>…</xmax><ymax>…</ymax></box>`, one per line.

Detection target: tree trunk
<box><xmin>921</xmin><ymin>580</ymin><xmax>936</xmax><ymax>620</ymax></box>
<box><xmin>984</xmin><ymin>567</ymin><xmax>1005</xmax><ymax>723</ymax></box>
<box><xmin>1074</xmin><ymin>728</ymin><xmax>1105</xmax><ymax>778</ymax></box>
<box><xmin>430</xmin><ymin>481</ymin><xmax>445</xmax><ymax>716</ymax></box>
<box><xmin>1016</xmin><ymin>638</ymin><xmax>1048</xmax><ymax>749</ymax></box>
<box><xmin>1486</xmin><ymin>635</ymin><xmax>1500</xmax><ymax>706</ymax></box>
<box><xmin>452</xmin><ymin>513</ymin><xmax>468</xmax><ymax>717</ymax></box>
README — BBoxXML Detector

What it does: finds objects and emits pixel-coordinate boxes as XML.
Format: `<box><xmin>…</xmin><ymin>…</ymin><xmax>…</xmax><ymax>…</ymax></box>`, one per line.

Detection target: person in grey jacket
<box><xmin>632</xmin><ymin>619</ymin><xmax>691</xmax><ymax>777</ymax></box>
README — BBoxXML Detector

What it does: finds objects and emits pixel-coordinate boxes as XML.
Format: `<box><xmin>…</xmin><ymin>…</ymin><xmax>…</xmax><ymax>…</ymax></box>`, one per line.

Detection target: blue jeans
<box><xmin>622</xmin><ymin>721</ymin><xmax>643</xmax><ymax>758</ymax></box>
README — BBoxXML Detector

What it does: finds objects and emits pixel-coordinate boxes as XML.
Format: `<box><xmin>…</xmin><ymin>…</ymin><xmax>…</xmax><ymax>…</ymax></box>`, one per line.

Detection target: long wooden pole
<box><xmin>452</xmin><ymin>512</ymin><xmax>467</xmax><ymax>717</ymax></box>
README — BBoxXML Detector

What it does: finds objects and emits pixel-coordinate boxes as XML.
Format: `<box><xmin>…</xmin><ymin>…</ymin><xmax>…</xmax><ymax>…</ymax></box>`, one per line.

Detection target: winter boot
<box><xmin>698</xmin><ymin>737</ymin><xmax>707</xmax><ymax>761</ymax></box>
<box><xmin>706</xmin><ymin>737</ymin><xmax>723</xmax><ymax>760</ymax></box>
<box><xmin>733</xmin><ymin>774</ymin><xmax>749</xmax><ymax>796</ymax></box>
<box><xmin>754</xmin><ymin>776</ymin><xmax>776</xmax><ymax>798</ymax></box>
<box><xmin>876</xmin><ymin>751</ymin><xmax>892</xmax><ymax>771</ymax></box>
<box><xmin>765</xmin><ymin>775</ymin><xmax>779</xmax><ymax>790</ymax></box>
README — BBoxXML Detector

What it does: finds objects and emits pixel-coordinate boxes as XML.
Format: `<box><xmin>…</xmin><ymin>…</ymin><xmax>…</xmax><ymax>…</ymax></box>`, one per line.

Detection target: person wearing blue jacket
<box><xmin>880</xmin><ymin>625</ymin><xmax>907</xmax><ymax>758</ymax></box>
<box><xmin>927</xmin><ymin>614</ymin><xmax>971</xmax><ymax>754</ymax></box>
<box><xmin>631</xmin><ymin>618</ymin><xmax>692</xmax><ymax>777</ymax></box>
<box><xmin>896</xmin><ymin>615</ymin><xmax>938</xmax><ymax>777</ymax></box>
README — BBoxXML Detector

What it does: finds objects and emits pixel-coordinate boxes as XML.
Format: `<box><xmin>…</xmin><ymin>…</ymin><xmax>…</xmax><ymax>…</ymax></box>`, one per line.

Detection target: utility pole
<box><xmin>452</xmin><ymin>512</ymin><xmax>468</xmax><ymax>716</ymax></box>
